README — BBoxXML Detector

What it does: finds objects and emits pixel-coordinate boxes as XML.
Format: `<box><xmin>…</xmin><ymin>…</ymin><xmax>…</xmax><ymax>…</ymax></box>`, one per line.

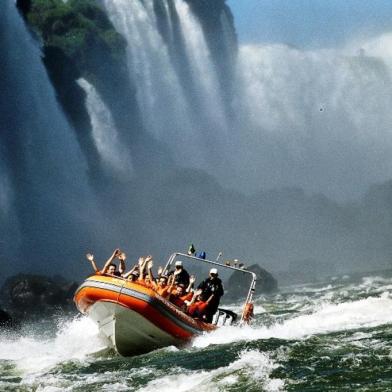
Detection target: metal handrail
<box><xmin>162</xmin><ymin>252</ymin><xmax>257</xmax><ymax>323</ymax></box>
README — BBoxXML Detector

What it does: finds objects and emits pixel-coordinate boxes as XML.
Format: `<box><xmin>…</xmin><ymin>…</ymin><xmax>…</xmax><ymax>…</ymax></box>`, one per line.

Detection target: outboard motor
<box><xmin>213</xmin><ymin>308</ymin><xmax>238</xmax><ymax>326</ymax></box>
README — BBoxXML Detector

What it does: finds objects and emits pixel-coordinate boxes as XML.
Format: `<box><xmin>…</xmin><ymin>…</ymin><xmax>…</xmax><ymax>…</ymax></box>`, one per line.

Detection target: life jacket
<box><xmin>170</xmin><ymin>294</ymin><xmax>185</xmax><ymax>308</ymax></box>
<box><xmin>180</xmin><ymin>292</ymin><xmax>193</xmax><ymax>302</ymax></box>
<box><xmin>137</xmin><ymin>279</ymin><xmax>154</xmax><ymax>289</ymax></box>
<box><xmin>157</xmin><ymin>286</ymin><xmax>170</xmax><ymax>298</ymax></box>
<box><xmin>188</xmin><ymin>300</ymin><xmax>209</xmax><ymax>318</ymax></box>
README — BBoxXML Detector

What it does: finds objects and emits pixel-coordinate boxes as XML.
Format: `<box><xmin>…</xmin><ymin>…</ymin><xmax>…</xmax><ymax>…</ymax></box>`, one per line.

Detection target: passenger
<box><xmin>197</xmin><ymin>268</ymin><xmax>224</xmax><ymax>323</ymax></box>
<box><xmin>169</xmin><ymin>284</ymin><xmax>187</xmax><ymax>309</ymax></box>
<box><xmin>146</xmin><ymin>259</ymin><xmax>159</xmax><ymax>285</ymax></box>
<box><xmin>156</xmin><ymin>275</ymin><xmax>171</xmax><ymax>298</ymax></box>
<box><xmin>122</xmin><ymin>256</ymin><xmax>145</xmax><ymax>281</ymax></box>
<box><xmin>137</xmin><ymin>256</ymin><xmax>147</xmax><ymax>281</ymax></box>
<box><xmin>186</xmin><ymin>289</ymin><xmax>209</xmax><ymax>319</ymax></box>
<box><xmin>127</xmin><ymin>270</ymin><xmax>140</xmax><ymax>282</ymax></box>
<box><xmin>143</xmin><ymin>274</ymin><xmax>154</xmax><ymax>289</ymax></box>
<box><xmin>171</xmin><ymin>261</ymin><xmax>190</xmax><ymax>287</ymax></box>
<box><xmin>86</xmin><ymin>249</ymin><xmax>126</xmax><ymax>277</ymax></box>
<box><xmin>137</xmin><ymin>255</ymin><xmax>154</xmax><ymax>281</ymax></box>
<box><xmin>86</xmin><ymin>253</ymin><xmax>99</xmax><ymax>273</ymax></box>
<box><xmin>156</xmin><ymin>266</ymin><xmax>164</xmax><ymax>281</ymax></box>
<box><xmin>136</xmin><ymin>256</ymin><xmax>159</xmax><ymax>289</ymax></box>
<box><xmin>145</xmin><ymin>261</ymin><xmax>171</xmax><ymax>298</ymax></box>
<box><xmin>122</xmin><ymin>263</ymin><xmax>139</xmax><ymax>280</ymax></box>
<box><xmin>105</xmin><ymin>263</ymin><xmax>121</xmax><ymax>276</ymax></box>
<box><xmin>180</xmin><ymin>275</ymin><xmax>196</xmax><ymax>302</ymax></box>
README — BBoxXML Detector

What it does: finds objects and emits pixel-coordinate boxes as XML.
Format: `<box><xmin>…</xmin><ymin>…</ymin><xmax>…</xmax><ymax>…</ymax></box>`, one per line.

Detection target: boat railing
<box><xmin>163</xmin><ymin>252</ymin><xmax>257</xmax><ymax>324</ymax></box>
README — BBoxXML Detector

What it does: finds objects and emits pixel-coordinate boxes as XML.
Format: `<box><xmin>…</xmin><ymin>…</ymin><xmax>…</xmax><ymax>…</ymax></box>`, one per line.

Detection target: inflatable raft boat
<box><xmin>74</xmin><ymin>274</ymin><xmax>217</xmax><ymax>356</ymax></box>
<box><xmin>74</xmin><ymin>252</ymin><xmax>256</xmax><ymax>356</ymax></box>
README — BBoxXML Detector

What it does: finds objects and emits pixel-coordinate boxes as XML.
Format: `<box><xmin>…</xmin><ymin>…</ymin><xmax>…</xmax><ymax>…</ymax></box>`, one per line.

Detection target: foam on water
<box><xmin>0</xmin><ymin>316</ymin><xmax>105</xmax><ymax>375</ymax></box>
<box><xmin>193</xmin><ymin>295</ymin><xmax>392</xmax><ymax>348</ymax></box>
<box><xmin>137</xmin><ymin>349</ymin><xmax>284</xmax><ymax>392</ymax></box>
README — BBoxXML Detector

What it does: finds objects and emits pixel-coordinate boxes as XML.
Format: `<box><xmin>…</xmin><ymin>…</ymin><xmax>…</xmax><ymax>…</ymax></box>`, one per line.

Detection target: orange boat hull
<box><xmin>74</xmin><ymin>275</ymin><xmax>215</xmax><ymax>356</ymax></box>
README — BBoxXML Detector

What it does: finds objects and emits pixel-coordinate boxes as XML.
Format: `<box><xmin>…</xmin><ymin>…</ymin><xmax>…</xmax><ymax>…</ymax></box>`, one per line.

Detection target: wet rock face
<box><xmin>0</xmin><ymin>274</ymin><xmax>78</xmax><ymax>320</ymax></box>
<box><xmin>0</xmin><ymin>308</ymin><xmax>13</xmax><ymax>328</ymax></box>
<box><xmin>225</xmin><ymin>264</ymin><xmax>278</xmax><ymax>300</ymax></box>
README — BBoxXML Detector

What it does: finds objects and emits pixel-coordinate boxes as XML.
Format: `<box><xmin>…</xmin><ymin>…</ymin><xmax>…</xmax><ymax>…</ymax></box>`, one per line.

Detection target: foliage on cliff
<box><xmin>17</xmin><ymin>0</ymin><xmax>126</xmax><ymax>66</ymax></box>
<box><xmin>15</xmin><ymin>0</ymin><xmax>137</xmax><ymax>184</ymax></box>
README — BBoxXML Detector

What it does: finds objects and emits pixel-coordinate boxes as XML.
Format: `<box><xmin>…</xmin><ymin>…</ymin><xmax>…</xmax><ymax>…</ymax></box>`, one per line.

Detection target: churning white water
<box><xmin>0</xmin><ymin>317</ymin><xmax>104</xmax><ymax>374</ymax></box>
<box><xmin>193</xmin><ymin>294</ymin><xmax>392</xmax><ymax>348</ymax></box>
<box><xmin>2</xmin><ymin>274</ymin><xmax>392</xmax><ymax>391</ymax></box>
<box><xmin>138</xmin><ymin>349</ymin><xmax>284</xmax><ymax>392</ymax></box>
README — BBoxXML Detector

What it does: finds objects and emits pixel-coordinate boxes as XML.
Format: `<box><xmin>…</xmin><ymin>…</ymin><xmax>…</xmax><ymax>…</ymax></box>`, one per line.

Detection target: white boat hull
<box><xmin>89</xmin><ymin>301</ymin><xmax>181</xmax><ymax>356</ymax></box>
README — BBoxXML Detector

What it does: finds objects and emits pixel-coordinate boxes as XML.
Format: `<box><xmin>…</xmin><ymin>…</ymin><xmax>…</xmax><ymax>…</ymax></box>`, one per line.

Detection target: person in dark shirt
<box><xmin>197</xmin><ymin>268</ymin><xmax>224</xmax><ymax>323</ymax></box>
<box><xmin>172</xmin><ymin>260</ymin><xmax>190</xmax><ymax>287</ymax></box>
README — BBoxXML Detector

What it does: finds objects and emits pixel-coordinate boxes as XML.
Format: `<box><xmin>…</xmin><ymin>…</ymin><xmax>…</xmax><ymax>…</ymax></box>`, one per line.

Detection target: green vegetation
<box><xmin>16</xmin><ymin>0</ymin><xmax>135</xmax><ymax>180</ymax></box>
<box><xmin>20</xmin><ymin>0</ymin><xmax>126</xmax><ymax>63</ymax></box>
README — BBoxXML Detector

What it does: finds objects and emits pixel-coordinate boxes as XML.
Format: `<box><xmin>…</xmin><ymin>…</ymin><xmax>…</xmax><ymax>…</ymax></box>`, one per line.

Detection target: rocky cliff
<box><xmin>225</xmin><ymin>264</ymin><xmax>278</xmax><ymax>300</ymax></box>
<box><xmin>0</xmin><ymin>274</ymin><xmax>78</xmax><ymax>322</ymax></box>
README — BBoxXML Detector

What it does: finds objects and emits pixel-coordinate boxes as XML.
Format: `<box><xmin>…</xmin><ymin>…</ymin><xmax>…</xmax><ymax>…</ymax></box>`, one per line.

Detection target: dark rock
<box><xmin>0</xmin><ymin>274</ymin><xmax>78</xmax><ymax>320</ymax></box>
<box><xmin>0</xmin><ymin>308</ymin><xmax>13</xmax><ymax>328</ymax></box>
<box><xmin>225</xmin><ymin>264</ymin><xmax>278</xmax><ymax>299</ymax></box>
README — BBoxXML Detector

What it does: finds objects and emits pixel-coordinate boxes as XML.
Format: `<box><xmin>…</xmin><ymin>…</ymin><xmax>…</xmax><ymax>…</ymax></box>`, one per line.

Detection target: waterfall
<box><xmin>77</xmin><ymin>78</ymin><xmax>134</xmax><ymax>177</ymax></box>
<box><xmin>102</xmin><ymin>0</ymin><xmax>231</xmax><ymax>170</ymax></box>
<box><xmin>0</xmin><ymin>1</ymin><xmax>96</xmax><ymax>278</ymax></box>
<box><xmin>173</xmin><ymin>0</ymin><xmax>227</xmax><ymax>132</ymax></box>
<box><xmin>231</xmin><ymin>42</ymin><xmax>392</xmax><ymax>199</ymax></box>
<box><xmin>102</xmin><ymin>0</ymin><xmax>392</xmax><ymax>200</ymax></box>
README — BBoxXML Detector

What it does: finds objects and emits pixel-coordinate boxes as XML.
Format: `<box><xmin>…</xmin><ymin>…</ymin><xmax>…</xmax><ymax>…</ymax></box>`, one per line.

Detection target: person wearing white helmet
<box><xmin>196</xmin><ymin>267</ymin><xmax>224</xmax><ymax>323</ymax></box>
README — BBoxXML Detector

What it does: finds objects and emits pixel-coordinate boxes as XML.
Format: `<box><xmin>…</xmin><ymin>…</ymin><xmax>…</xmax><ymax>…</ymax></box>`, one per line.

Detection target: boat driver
<box><xmin>197</xmin><ymin>268</ymin><xmax>224</xmax><ymax>323</ymax></box>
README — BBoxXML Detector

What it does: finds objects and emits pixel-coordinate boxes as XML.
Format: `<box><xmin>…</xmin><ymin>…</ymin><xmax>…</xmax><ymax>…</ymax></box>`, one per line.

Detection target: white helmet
<box><xmin>210</xmin><ymin>268</ymin><xmax>218</xmax><ymax>275</ymax></box>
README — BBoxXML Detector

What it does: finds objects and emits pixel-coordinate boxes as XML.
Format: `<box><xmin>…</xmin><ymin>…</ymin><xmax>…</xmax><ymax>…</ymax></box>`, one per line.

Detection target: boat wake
<box><xmin>137</xmin><ymin>349</ymin><xmax>284</xmax><ymax>392</ymax></box>
<box><xmin>193</xmin><ymin>293</ymin><xmax>392</xmax><ymax>348</ymax></box>
<box><xmin>0</xmin><ymin>316</ymin><xmax>105</xmax><ymax>375</ymax></box>
<box><xmin>2</xmin><ymin>277</ymin><xmax>392</xmax><ymax>391</ymax></box>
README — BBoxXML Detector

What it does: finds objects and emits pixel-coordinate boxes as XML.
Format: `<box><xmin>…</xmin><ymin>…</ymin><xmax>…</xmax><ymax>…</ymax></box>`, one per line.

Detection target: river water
<box><xmin>1</xmin><ymin>271</ymin><xmax>392</xmax><ymax>391</ymax></box>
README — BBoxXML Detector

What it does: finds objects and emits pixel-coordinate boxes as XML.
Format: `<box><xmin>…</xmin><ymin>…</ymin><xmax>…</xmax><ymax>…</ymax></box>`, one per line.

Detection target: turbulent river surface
<box><xmin>2</xmin><ymin>271</ymin><xmax>392</xmax><ymax>391</ymax></box>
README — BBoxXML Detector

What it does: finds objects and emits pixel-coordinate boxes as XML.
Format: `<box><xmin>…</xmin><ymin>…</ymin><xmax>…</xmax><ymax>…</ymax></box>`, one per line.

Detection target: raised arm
<box><xmin>137</xmin><ymin>257</ymin><xmax>147</xmax><ymax>281</ymax></box>
<box><xmin>101</xmin><ymin>248</ymin><xmax>121</xmax><ymax>274</ymax></box>
<box><xmin>139</xmin><ymin>255</ymin><xmax>152</xmax><ymax>280</ymax></box>
<box><xmin>146</xmin><ymin>259</ymin><xmax>158</xmax><ymax>289</ymax></box>
<box><xmin>118</xmin><ymin>251</ymin><xmax>127</xmax><ymax>274</ymax></box>
<box><xmin>166</xmin><ymin>272</ymin><xmax>177</xmax><ymax>293</ymax></box>
<box><xmin>186</xmin><ymin>275</ymin><xmax>196</xmax><ymax>293</ymax></box>
<box><xmin>186</xmin><ymin>289</ymin><xmax>203</xmax><ymax>306</ymax></box>
<box><xmin>123</xmin><ymin>264</ymin><xmax>138</xmax><ymax>279</ymax></box>
<box><xmin>86</xmin><ymin>253</ymin><xmax>99</xmax><ymax>273</ymax></box>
